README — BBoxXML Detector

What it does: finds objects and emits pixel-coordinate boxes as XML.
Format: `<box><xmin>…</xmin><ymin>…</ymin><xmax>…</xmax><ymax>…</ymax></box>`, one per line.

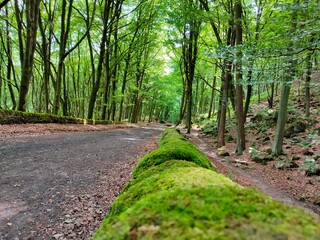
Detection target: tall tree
<box><xmin>17</xmin><ymin>0</ymin><xmax>41</xmax><ymax>111</ymax></box>
<box><xmin>234</xmin><ymin>0</ymin><xmax>245</xmax><ymax>155</ymax></box>
<box><xmin>87</xmin><ymin>0</ymin><xmax>113</xmax><ymax>120</ymax></box>
<box><xmin>272</xmin><ymin>0</ymin><xmax>299</xmax><ymax>155</ymax></box>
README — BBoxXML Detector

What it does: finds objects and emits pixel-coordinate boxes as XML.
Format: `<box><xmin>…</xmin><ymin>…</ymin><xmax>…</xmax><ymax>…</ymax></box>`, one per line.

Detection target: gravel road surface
<box><xmin>0</xmin><ymin>125</ymin><xmax>163</xmax><ymax>239</ymax></box>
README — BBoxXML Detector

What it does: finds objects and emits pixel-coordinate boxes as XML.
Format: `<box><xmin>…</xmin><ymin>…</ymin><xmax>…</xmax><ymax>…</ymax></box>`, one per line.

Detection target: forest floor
<box><xmin>186</xmin><ymin>128</ymin><xmax>320</xmax><ymax>219</ymax></box>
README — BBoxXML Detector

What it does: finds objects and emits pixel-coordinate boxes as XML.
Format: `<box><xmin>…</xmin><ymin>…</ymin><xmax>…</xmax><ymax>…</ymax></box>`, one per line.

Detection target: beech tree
<box><xmin>17</xmin><ymin>0</ymin><xmax>41</xmax><ymax>111</ymax></box>
<box><xmin>0</xmin><ymin>0</ymin><xmax>318</xmax><ymax>148</ymax></box>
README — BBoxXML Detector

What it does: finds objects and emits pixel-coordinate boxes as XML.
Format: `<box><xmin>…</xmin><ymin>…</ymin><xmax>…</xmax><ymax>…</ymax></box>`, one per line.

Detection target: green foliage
<box><xmin>251</xmin><ymin>108</ymin><xmax>278</xmax><ymax>131</ymax></box>
<box><xmin>277</xmin><ymin>160</ymin><xmax>293</xmax><ymax>170</ymax></box>
<box><xmin>249</xmin><ymin>146</ymin><xmax>261</xmax><ymax>161</ymax></box>
<box><xmin>250</xmin><ymin>91</ymin><xmax>269</xmax><ymax>105</ymax></box>
<box><xmin>200</xmin><ymin>120</ymin><xmax>219</xmax><ymax>135</ymax></box>
<box><xmin>227</xmin><ymin>170</ymin><xmax>233</xmax><ymax>180</ymax></box>
<box><xmin>299</xmin><ymin>141</ymin><xmax>312</xmax><ymax>149</ymax></box>
<box><xmin>299</xmin><ymin>158</ymin><xmax>318</xmax><ymax>174</ymax></box>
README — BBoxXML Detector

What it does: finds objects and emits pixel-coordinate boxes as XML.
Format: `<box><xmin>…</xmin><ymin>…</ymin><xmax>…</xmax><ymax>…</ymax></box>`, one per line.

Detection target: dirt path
<box><xmin>184</xmin><ymin>129</ymin><xmax>320</xmax><ymax>220</ymax></box>
<box><xmin>0</xmin><ymin>124</ymin><xmax>163</xmax><ymax>239</ymax></box>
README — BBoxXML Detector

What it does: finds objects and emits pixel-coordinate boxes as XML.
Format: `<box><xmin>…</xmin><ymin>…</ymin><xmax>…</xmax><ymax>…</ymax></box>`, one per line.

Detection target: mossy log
<box><xmin>0</xmin><ymin>109</ymin><xmax>113</xmax><ymax>125</ymax></box>
<box><xmin>94</xmin><ymin>129</ymin><xmax>320</xmax><ymax>240</ymax></box>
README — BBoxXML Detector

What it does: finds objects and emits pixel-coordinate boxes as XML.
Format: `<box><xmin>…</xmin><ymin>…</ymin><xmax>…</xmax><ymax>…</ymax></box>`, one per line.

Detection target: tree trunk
<box><xmin>17</xmin><ymin>0</ymin><xmax>41</xmax><ymax>111</ymax></box>
<box><xmin>183</xmin><ymin>4</ymin><xmax>200</xmax><ymax>133</ymax></box>
<box><xmin>244</xmin><ymin>70</ymin><xmax>252</xmax><ymax>117</ymax></box>
<box><xmin>208</xmin><ymin>76</ymin><xmax>216</xmax><ymax>119</ymax></box>
<box><xmin>53</xmin><ymin>0</ymin><xmax>73</xmax><ymax>115</ymax></box>
<box><xmin>4</xmin><ymin>7</ymin><xmax>17</xmax><ymax>109</ymax></box>
<box><xmin>38</xmin><ymin>4</ymin><xmax>53</xmax><ymax>113</ymax></box>
<box><xmin>305</xmin><ymin>52</ymin><xmax>312</xmax><ymax>117</ymax></box>
<box><xmin>272</xmin><ymin>1</ymin><xmax>298</xmax><ymax>156</ymax></box>
<box><xmin>272</xmin><ymin>83</ymin><xmax>291</xmax><ymax>155</ymax></box>
<box><xmin>87</xmin><ymin>0</ymin><xmax>111</xmax><ymax>119</ymax></box>
<box><xmin>234</xmin><ymin>0</ymin><xmax>245</xmax><ymax>155</ymax></box>
<box><xmin>217</xmin><ymin>62</ymin><xmax>231</xmax><ymax>148</ymax></box>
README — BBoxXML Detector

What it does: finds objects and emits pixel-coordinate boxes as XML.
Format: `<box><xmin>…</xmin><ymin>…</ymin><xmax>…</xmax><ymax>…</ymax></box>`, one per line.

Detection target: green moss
<box><xmin>94</xmin><ymin>129</ymin><xmax>320</xmax><ymax>240</ymax></box>
<box><xmin>0</xmin><ymin>109</ymin><xmax>117</xmax><ymax>125</ymax></box>
<box><xmin>107</xmin><ymin>161</ymin><xmax>220</xmax><ymax>220</ymax></box>
<box><xmin>95</xmin><ymin>166</ymin><xmax>320</xmax><ymax>239</ymax></box>
<box><xmin>133</xmin><ymin>137</ymin><xmax>215</xmax><ymax>177</ymax></box>
<box><xmin>132</xmin><ymin>128</ymin><xmax>215</xmax><ymax>177</ymax></box>
<box><xmin>159</xmin><ymin>128</ymin><xmax>186</xmax><ymax>146</ymax></box>
<box><xmin>0</xmin><ymin>109</ymin><xmax>84</xmax><ymax>124</ymax></box>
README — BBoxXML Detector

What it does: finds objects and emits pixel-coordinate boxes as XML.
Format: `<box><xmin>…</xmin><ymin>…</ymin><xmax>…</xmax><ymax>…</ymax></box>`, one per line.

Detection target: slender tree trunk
<box><xmin>244</xmin><ymin>70</ymin><xmax>252</xmax><ymax>117</ymax></box>
<box><xmin>272</xmin><ymin>1</ymin><xmax>298</xmax><ymax>155</ymax></box>
<box><xmin>38</xmin><ymin>4</ymin><xmax>53</xmax><ymax>113</ymax></box>
<box><xmin>217</xmin><ymin>62</ymin><xmax>231</xmax><ymax>148</ymax></box>
<box><xmin>272</xmin><ymin>83</ymin><xmax>291</xmax><ymax>155</ymax></box>
<box><xmin>269</xmin><ymin>82</ymin><xmax>275</xmax><ymax>108</ymax></box>
<box><xmin>18</xmin><ymin>0</ymin><xmax>41</xmax><ymax>111</ymax></box>
<box><xmin>62</xmin><ymin>64</ymin><xmax>68</xmax><ymax>116</ymax></box>
<box><xmin>4</xmin><ymin>7</ymin><xmax>16</xmax><ymax>109</ymax></box>
<box><xmin>234</xmin><ymin>0</ymin><xmax>245</xmax><ymax>155</ymax></box>
<box><xmin>183</xmin><ymin>4</ymin><xmax>200</xmax><ymax>133</ymax></box>
<box><xmin>111</xmin><ymin>2</ymin><xmax>121</xmax><ymax>122</ymax></box>
<box><xmin>305</xmin><ymin>52</ymin><xmax>312</xmax><ymax>117</ymax></box>
<box><xmin>101</xmin><ymin>33</ymin><xmax>112</xmax><ymax>120</ymax></box>
<box><xmin>208</xmin><ymin>76</ymin><xmax>216</xmax><ymax>119</ymax></box>
<box><xmin>14</xmin><ymin>0</ymin><xmax>24</xmax><ymax>67</ymax></box>
<box><xmin>87</xmin><ymin>1</ymin><xmax>111</xmax><ymax>119</ymax></box>
<box><xmin>53</xmin><ymin>0</ymin><xmax>73</xmax><ymax>115</ymax></box>
<box><xmin>118</xmin><ymin>9</ymin><xmax>143</xmax><ymax>122</ymax></box>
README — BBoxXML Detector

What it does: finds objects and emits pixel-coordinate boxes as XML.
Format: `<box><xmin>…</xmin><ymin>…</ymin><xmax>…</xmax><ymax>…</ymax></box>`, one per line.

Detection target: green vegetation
<box><xmin>0</xmin><ymin>109</ymin><xmax>113</xmax><ymax>125</ymax></box>
<box><xmin>132</xmin><ymin>129</ymin><xmax>215</xmax><ymax>177</ymax></box>
<box><xmin>94</xmin><ymin>129</ymin><xmax>320</xmax><ymax>239</ymax></box>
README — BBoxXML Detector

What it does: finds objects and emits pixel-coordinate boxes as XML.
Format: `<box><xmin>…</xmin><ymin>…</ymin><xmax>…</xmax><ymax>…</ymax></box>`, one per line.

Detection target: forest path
<box><xmin>0</xmin><ymin>124</ymin><xmax>163</xmax><ymax>239</ymax></box>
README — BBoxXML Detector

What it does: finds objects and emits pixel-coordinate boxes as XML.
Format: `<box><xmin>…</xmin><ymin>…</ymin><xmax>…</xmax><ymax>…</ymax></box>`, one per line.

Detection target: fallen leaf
<box><xmin>53</xmin><ymin>233</ymin><xmax>64</xmax><ymax>239</ymax></box>
<box><xmin>64</xmin><ymin>218</ymin><xmax>76</xmax><ymax>224</ymax></box>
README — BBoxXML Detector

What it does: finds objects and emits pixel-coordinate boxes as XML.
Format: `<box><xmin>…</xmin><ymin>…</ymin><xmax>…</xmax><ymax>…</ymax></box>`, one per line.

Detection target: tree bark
<box><xmin>272</xmin><ymin>0</ymin><xmax>298</xmax><ymax>155</ymax></box>
<box><xmin>217</xmin><ymin>62</ymin><xmax>231</xmax><ymax>148</ymax></box>
<box><xmin>17</xmin><ymin>0</ymin><xmax>41</xmax><ymax>111</ymax></box>
<box><xmin>208</xmin><ymin>76</ymin><xmax>216</xmax><ymax>119</ymax></box>
<box><xmin>305</xmin><ymin>52</ymin><xmax>312</xmax><ymax>117</ymax></box>
<box><xmin>272</xmin><ymin>83</ymin><xmax>291</xmax><ymax>155</ymax></box>
<box><xmin>234</xmin><ymin>0</ymin><xmax>245</xmax><ymax>155</ymax></box>
<box><xmin>87</xmin><ymin>0</ymin><xmax>111</xmax><ymax>119</ymax></box>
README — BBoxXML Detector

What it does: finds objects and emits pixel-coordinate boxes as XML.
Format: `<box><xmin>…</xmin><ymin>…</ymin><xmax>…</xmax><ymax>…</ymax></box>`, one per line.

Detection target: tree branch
<box><xmin>0</xmin><ymin>0</ymin><xmax>10</xmax><ymax>10</ymax></box>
